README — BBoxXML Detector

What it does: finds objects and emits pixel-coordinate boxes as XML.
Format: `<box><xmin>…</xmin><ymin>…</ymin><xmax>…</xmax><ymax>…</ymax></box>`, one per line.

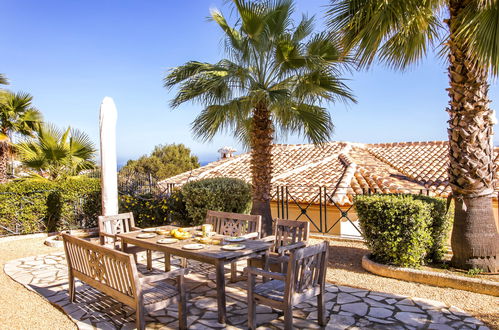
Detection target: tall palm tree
<box><xmin>327</xmin><ymin>0</ymin><xmax>499</xmax><ymax>271</ymax></box>
<box><xmin>165</xmin><ymin>0</ymin><xmax>355</xmax><ymax>235</ymax></box>
<box><xmin>0</xmin><ymin>91</ymin><xmax>43</xmax><ymax>182</ymax></box>
<box><xmin>15</xmin><ymin>123</ymin><xmax>96</xmax><ymax>180</ymax></box>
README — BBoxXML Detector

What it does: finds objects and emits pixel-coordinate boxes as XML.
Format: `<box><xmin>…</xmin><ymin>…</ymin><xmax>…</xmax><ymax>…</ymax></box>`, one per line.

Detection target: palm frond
<box><xmin>327</xmin><ymin>0</ymin><xmax>444</xmax><ymax>69</ymax></box>
<box><xmin>0</xmin><ymin>74</ymin><xmax>8</xmax><ymax>85</ymax></box>
<box><xmin>455</xmin><ymin>0</ymin><xmax>499</xmax><ymax>76</ymax></box>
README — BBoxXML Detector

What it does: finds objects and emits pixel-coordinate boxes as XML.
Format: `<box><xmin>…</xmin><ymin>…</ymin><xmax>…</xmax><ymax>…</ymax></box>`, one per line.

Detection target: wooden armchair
<box><xmin>98</xmin><ymin>212</ymin><xmax>153</xmax><ymax>270</ymax></box>
<box><xmin>62</xmin><ymin>233</ymin><xmax>189</xmax><ymax>330</ymax></box>
<box><xmin>205</xmin><ymin>210</ymin><xmax>262</xmax><ymax>239</ymax></box>
<box><xmin>251</xmin><ymin>219</ymin><xmax>310</xmax><ymax>273</ymax></box>
<box><xmin>205</xmin><ymin>210</ymin><xmax>262</xmax><ymax>281</ymax></box>
<box><xmin>245</xmin><ymin>240</ymin><xmax>329</xmax><ymax>330</ymax></box>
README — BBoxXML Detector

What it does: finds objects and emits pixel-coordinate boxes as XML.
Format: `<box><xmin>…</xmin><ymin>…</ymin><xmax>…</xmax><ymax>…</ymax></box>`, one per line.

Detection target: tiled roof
<box><xmin>159</xmin><ymin>141</ymin><xmax>499</xmax><ymax>206</ymax></box>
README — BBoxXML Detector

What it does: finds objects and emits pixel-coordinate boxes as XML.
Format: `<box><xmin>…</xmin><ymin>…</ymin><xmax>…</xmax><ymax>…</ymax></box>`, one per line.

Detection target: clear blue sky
<box><xmin>1</xmin><ymin>0</ymin><xmax>498</xmax><ymax>165</ymax></box>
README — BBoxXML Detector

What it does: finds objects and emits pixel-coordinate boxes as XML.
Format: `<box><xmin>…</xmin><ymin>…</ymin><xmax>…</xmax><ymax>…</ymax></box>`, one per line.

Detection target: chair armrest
<box><xmin>140</xmin><ymin>268</ymin><xmax>190</xmax><ymax>285</ymax></box>
<box><xmin>277</xmin><ymin>241</ymin><xmax>306</xmax><ymax>256</ymax></box>
<box><xmin>244</xmin><ymin>266</ymin><xmax>286</xmax><ymax>281</ymax></box>
<box><xmin>131</xmin><ymin>226</ymin><xmax>141</xmax><ymax>231</ymax></box>
<box><xmin>241</xmin><ymin>232</ymin><xmax>259</xmax><ymax>239</ymax></box>
<box><xmin>100</xmin><ymin>232</ymin><xmax>116</xmax><ymax>238</ymax></box>
<box><xmin>258</xmin><ymin>235</ymin><xmax>276</xmax><ymax>243</ymax></box>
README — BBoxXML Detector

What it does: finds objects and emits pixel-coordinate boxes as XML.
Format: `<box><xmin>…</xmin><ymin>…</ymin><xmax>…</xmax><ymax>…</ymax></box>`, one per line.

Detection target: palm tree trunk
<box><xmin>250</xmin><ymin>103</ymin><xmax>274</xmax><ymax>236</ymax></box>
<box><xmin>0</xmin><ymin>141</ymin><xmax>9</xmax><ymax>183</ymax></box>
<box><xmin>447</xmin><ymin>0</ymin><xmax>499</xmax><ymax>272</ymax></box>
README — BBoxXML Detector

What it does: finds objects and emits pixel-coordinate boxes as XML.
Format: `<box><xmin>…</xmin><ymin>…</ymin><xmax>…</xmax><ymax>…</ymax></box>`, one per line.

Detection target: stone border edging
<box><xmin>362</xmin><ymin>254</ymin><xmax>499</xmax><ymax>297</ymax></box>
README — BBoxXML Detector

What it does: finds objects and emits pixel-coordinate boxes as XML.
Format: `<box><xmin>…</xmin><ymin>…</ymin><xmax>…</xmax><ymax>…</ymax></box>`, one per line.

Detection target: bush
<box><xmin>119</xmin><ymin>193</ymin><xmax>170</xmax><ymax>228</ymax></box>
<box><xmin>412</xmin><ymin>195</ymin><xmax>453</xmax><ymax>262</ymax></box>
<box><xmin>354</xmin><ymin>194</ymin><xmax>432</xmax><ymax>267</ymax></box>
<box><xmin>180</xmin><ymin>177</ymin><xmax>252</xmax><ymax>226</ymax></box>
<box><xmin>0</xmin><ymin>177</ymin><xmax>101</xmax><ymax>235</ymax></box>
<box><xmin>167</xmin><ymin>189</ymin><xmax>192</xmax><ymax>226</ymax></box>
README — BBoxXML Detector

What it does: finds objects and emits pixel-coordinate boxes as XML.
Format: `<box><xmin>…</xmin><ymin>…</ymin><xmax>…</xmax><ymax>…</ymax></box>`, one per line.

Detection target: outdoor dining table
<box><xmin>117</xmin><ymin>226</ymin><xmax>272</xmax><ymax>324</ymax></box>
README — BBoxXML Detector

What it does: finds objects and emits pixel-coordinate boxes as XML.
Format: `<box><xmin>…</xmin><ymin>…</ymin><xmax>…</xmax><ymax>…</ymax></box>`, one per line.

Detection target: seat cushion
<box><xmin>254</xmin><ymin>279</ymin><xmax>285</xmax><ymax>302</ymax></box>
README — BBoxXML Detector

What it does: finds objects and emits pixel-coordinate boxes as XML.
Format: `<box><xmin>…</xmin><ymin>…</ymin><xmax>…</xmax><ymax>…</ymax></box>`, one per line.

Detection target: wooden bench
<box><xmin>62</xmin><ymin>233</ymin><xmax>188</xmax><ymax>330</ymax></box>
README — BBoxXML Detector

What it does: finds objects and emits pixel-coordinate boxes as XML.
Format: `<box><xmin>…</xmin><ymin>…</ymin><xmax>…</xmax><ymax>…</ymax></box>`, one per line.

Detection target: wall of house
<box><xmin>270</xmin><ymin>199</ymin><xmax>499</xmax><ymax>237</ymax></box>
<box><xmin>270</xmin><ymin>201</ymin><xmax>362</xmax><ymax>237</ymax></box>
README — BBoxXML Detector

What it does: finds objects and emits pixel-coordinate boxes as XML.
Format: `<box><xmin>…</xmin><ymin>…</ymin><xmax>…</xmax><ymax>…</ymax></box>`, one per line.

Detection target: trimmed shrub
<box><xmin>0</xmin><ymin>177</ymin><xmax>101</xmax><ymax>235</ymax></box>
<box><xmin>354</xmin><ymin>194</ymin><xmax>432</xmax><ymax>267</ymax></box>
<box><xmin>119</xmin><ymin>193</ymin><xmax>170</xmax><ymax>228</ymax></box>
<box><xmin>167</xmin><ymin>189</ymin><xmax>192</xmax><ymax>227</ymax></box>
<box><xmin>180</xmin><ymin>177</ymin><xmax>252</xmax><ymax>226</ymax></box>
<box><xmin>412</xmin><ymin>195</ymin><xmax>453</xmax><ymax>263</ymax></box>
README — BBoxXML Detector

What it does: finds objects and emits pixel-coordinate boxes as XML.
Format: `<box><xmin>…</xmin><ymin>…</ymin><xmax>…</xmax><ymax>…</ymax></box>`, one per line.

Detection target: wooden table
<box><xmin>117</xmin><ymin>227</ymin><xmax>272</xmax><ymax>324</ymax></box>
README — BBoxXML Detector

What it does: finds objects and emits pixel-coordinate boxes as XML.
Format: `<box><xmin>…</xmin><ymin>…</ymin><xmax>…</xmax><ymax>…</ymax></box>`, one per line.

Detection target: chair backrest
<box><xmin>98</xmin><ymin>212</ymin><xmax>136</xmax><ymax>245</ymax></box>
<box><xmin>62</xmin><ymin>233</ymin><xmax>139</xmax><ymax>307</ymax></box>
<box><xmin>273</xmin><ymin>219</ymin><xmax>310</xmax><ymax>252</ymax></box>
<box><xmin>286</xmin><ymin>241</ymin><xmax>329</xmax><ymax>302</ymax></box>
<box><xmin>205</xmin><ymin>210</ymin><xmax>262</xmax><ymax>238</ymax></box>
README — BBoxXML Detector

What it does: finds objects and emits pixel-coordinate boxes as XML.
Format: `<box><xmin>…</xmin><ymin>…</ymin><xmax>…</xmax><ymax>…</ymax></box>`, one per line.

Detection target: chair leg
<box><xmin>136</xmin><ymin>305</ymin><xmax>145</xmax><ymax>330</ymax></box>
<box><xmin>318</xmin><ymin>292</ymin><xmax>325</xmax><ymax>326</ymax></box>
<box><xmin>284</xmin><ymin>306</ymin><xmax>293</xmax><ymax>330</ymax></box>
<box><xmin>146</xmin><ymin>250</ymin><xmax>152</xmax><ymax>270</ymax></box>
<box><xmin>247</xmin><ymin>274</ymin><xmax>256</xmax><ymax>330</ymax></box>
<box><xmin>230</xmin><ymin>262</ymin><xmax>238</xmax><ymax>283</ymax></box>
<box><xmin>164</xmin><ymin>253</ymin><xmax>171</xmax><ymax>272</ymax></box>
<box><xmin>68</xmin><ymin>274</ymin><xmax>75</xmax><ymax>303</ymax></box>
<box><xmin>178</xmin><ymin>275</ymin><xmax>187</xmax><ymax>330</ymax></box>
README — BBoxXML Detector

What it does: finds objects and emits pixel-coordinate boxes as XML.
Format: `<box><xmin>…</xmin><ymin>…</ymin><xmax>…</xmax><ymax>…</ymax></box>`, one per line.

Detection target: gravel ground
<box><xmin>311</xmin><ymin>237</ymin><xmax>499</xmax><ymax>329</ymax></box>
<box><xmin>1</xmin><ymin>236</ymin><xmax>497</xmax><ymax>330</ymax></box>
<box><xmin>0</xmin><ymin>237</ymin><xmax>75</xmax><ymax>330</ymax></box>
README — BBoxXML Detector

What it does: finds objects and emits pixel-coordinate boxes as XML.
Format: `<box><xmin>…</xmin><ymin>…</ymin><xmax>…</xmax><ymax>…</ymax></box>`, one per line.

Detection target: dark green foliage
<box><xmin>180</xmin><ymin>177</ymin><xmax>252</xmax><ymax>226</ymax></box>
<box><xmin>354</xmin><ymin>194</ymin><xmax>432</xmax><ymax>267</ymax></box>
<box><xmin>119</xmin><ymin>193</ymin><xmax>170</xmax><ymax>228</ymax></box>
<box><xmin>412</xmin><ymin>195</ymin><xmax>453</xmax><ymax>263</ymax></box>
<box><xmin>167</xmin><ymin>189</ymin><xmax>192</xmax><ymax>226</ymax></box>
<box><xmin>0</xmin><ymin>177</ymin><xmax>100</xmax><ymax>235</ymax></box>
<box><xmin>121</xmin><ymin>144</ymin><xmax>200</xmax><ymax>180</ymax></box>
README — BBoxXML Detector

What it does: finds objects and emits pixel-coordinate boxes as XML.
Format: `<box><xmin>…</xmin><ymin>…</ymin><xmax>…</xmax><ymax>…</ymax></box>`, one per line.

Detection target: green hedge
<box><xmin>354</xmin><ymin>194</ymin><xmax>452</xmax><ymax>267</ymax></box>
<box><xmin>411</xmin><ymin>195</ymin><xmax>453</xmax><ymax>263</ymax></box>
<box><xmin>179</xmin><ymin>177</ymin><xmax>252</xmax><ymax>226</ymax></box>
<box><xmin>0</xmin><ymin>177</ymin><xmax>101</xmax><ymax>235</ymax></box>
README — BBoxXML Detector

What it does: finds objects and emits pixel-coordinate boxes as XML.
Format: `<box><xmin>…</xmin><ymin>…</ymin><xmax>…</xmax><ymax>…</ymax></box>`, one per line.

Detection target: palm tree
<box><xmin>15</xmin><ymin>123</ymin><xmax>96</xmax><ymax>180</ymax></box>
<box><xmin>327</xmin><ymin>0</ymin><xmax>499</xmax><ymax>271</ymax></box>
<box><xmin>0</xmin><ymin>91</ymin><xmax>43</xmax><ymax>182</ymax></box>
<box><xmin>164</xmin><ymin>0</ymin><xmax>355</xmax><ymax>235</ymax></box>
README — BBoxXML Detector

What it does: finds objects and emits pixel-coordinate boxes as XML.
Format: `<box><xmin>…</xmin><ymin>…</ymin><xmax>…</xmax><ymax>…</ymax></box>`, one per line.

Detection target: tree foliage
<box><xmin>121</xmin><ymin>143</ymin><xmax>200</xmax><ymax>180</ymax></box>
<box><xmin>165</xmin><ymin>0</ymin><xmax>355</xmax><ymax>146</ymax></box>
<box><xmin>15</xmin><ymin>123</ymin><xmax>97</xmax><ymax>180</ymax></box>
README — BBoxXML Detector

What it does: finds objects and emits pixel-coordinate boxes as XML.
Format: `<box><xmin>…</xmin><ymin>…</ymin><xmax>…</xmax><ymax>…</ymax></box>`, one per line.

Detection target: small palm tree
<box><xmin>164</xmin><ymin>0</ymin><xmax>355</xmax><ymax>234</ymax></box>
<box><xmin>327</xmin><ymin>0</ymin><xmax>499</xmax><ymax>271</ymax></box>
<box><xmin>0</xmin><ymin>91</ymin><xmax>43</xmax><ymax>182</ymax></box>
<box><xmin>15</xmin><ymin>124</ymin><xmax>96</xmax><ymax>180</ymax></box>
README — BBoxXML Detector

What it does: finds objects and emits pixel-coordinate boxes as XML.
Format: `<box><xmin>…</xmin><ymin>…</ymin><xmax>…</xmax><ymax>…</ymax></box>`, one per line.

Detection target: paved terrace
<box><xmin>4</xmin><ymin>251</ymin><xmax>489</xmax><ymax>330</ymax></box>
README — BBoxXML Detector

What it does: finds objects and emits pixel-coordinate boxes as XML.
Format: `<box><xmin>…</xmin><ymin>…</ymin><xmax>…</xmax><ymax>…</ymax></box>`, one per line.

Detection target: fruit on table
<box><xmin>170</xmin><ymin>228</ymin><xmax>191</xmax><ymax>239</ymax></box>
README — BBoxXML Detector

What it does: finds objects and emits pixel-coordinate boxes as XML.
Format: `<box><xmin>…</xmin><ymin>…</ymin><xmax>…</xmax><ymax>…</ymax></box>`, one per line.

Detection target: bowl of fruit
<box><xmin>170</xmin><ymin>228</ymin><xmax>192</xmax><ymax>240</ymax></box>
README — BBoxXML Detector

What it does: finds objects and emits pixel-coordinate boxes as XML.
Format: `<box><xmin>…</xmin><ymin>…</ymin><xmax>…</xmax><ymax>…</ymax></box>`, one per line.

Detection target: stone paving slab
<box><xmin>3</xmin><ymin>251</ymin><xmax>490</xmax><ymax>330</ymax></box>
